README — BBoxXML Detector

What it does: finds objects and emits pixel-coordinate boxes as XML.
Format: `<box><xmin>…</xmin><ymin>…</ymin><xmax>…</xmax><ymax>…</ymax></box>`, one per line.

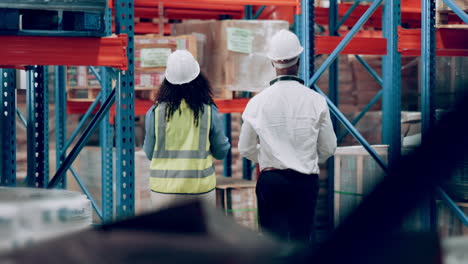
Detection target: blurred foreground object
<box><xmin>0</xmin><ymin>187</ymin><xmax>91</xmax><ymax>252</ymax></box>
<box><xmin>0</xmin><ymin>201</ymin><xmax>287</xmax><ymax>264</ymax></box>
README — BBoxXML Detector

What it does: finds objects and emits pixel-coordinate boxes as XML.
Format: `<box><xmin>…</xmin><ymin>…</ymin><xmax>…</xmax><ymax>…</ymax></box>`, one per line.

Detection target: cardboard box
<box><xmin>172</xmin><ymin>20</ymin><xmax>289</xmax><ymax>99</ymax></box>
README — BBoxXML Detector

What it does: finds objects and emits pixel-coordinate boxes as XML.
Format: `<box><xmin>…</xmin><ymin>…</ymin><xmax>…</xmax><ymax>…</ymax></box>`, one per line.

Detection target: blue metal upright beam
<box><xmin>382</xmin><ymin>0</ymin><xmax>402</xmax><ymax>167</ymax></box>
<box><xmin>0</xmin><ymin>69</ymin><xmax>17</xmax><ymax>186</ymax></box>
<box><xmin>115</xmin><ymin>0</ymin><xmax>135</xmax><ymax>219</ymax></box>
<box><xmin>328</xmin><ymin>0</ymin><xmax>338</xmax><ymax>238</ymax></box>
<box><xmin>223</xmin><ymin>114</ymin><xmax>232</xmax><ymax>177</ymax></box>
<box><xmin>26</xmin><ymin>66</ymin><xmax>49</xmax><ymax>188</ymax></box>
<box><xmin>100</xmin><ymin>6</ymin><xmax>114</xmax><ymax>222</ymax></box>
<box><xmin>421</xmin><ymin>0</ymin><xmax>437</xmax><ymax>231</ymax></box>
<box><xmin>55</xmin><ymin>66</ymin><xmax>67</xmax><ymax>188</ymax></box>
<box><xmin>301</xmin><ymin>0</ymin><xmax>314</xmax><ymax>86</ymax></box>
<box><xmin>242</xmin><ymin>4</ymin><xmax>254</xmax><ymax>180</ymax></box>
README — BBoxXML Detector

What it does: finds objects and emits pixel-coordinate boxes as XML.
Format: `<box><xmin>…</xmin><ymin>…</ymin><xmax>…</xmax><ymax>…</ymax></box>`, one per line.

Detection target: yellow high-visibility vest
<box><xmin>150</xmin><ymin>101</ymin><xmax>215</xmax><ymax>194</ymax></box>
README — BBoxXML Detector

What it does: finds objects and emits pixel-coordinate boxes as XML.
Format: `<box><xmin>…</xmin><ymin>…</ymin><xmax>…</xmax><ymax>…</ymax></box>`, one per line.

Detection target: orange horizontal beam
<box><xmin>135</xmin><ymin>7</ymin><xmax>242</xmax><ymax>19</ymax></box>
<box><xmin>315</xmin><ymin>36</ymin><xmax>387</xmax><ymax>55</ymax></box>
<box><xmin>134</xmin><ymin>23</ymin><xmax>172</xmax><ymax>34</ymax></box>
<box><xmin>215</xmin><ymin>98</ymin><xmax>249</xmax><ymax>113</ymax></box>
<box><xmin>315</xmin><ymin>3</ymin><xmax>423</xmax><ymax>29</ymax></box>
<box><xmin>139</xmin><ymin>0</ymin><xmax>298</xmax><ymax>7</ymax></box>
<box><xmin>315</xmin><ymin>4</ymin><xmax>383</xmax><ymax>28</ymax></box>
<box><xmin>0</xmin><ymin>35</ymin><xmax>128</xmax><ymax>70</ymax></box>
<box><xmin>135</xmin><ymin>0</ymin><xmax>245</xmax><ymax>10</ymax></box>
<box><xmin>398</xmin><ymin>27</ymin><xmax>468</xmax><ymax>56</ymax></box>
<box><xmin>68</xmin><ymin>99</ymin><xmax>250</xmax><ymax>123</ymax></box>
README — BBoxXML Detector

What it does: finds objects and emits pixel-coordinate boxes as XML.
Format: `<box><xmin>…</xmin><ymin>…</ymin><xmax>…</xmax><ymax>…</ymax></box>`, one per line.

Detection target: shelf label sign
<box><xmin>141</xmin><ymin>48</ymin><xmax>172</xmax><ymax>67</ymax></box>
<box><xmin>227</xmin><ymin>27</ymin><xmax>253</xmax><ymax>54</ymax></box>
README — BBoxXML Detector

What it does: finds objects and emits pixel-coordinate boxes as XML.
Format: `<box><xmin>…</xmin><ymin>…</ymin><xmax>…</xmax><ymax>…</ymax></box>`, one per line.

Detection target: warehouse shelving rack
<box><xmin>0</xmin><ymin>0</ymin><xmax>134</xmax><ymax>222</ymax></box>
<box><xmin>295</xmin><ymin>0</ymin><xmax>468</xmax><ymax>233</ymax></box>
<box><xmin>1</xmin><ymin>0</ymin><xmax>467</xmax><ymax>234</ymax></box>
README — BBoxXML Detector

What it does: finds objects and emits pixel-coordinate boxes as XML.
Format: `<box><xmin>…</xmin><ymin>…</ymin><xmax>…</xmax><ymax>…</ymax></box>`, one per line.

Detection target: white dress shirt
<box><xmin>238</xmin><ymin>78</ymin><xmax>337</xmax><ymax>175</ymax></box>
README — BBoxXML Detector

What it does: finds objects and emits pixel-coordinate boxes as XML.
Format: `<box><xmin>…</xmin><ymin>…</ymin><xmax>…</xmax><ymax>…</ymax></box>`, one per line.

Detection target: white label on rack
<box><xmin>140</xmin><ymin>48</ymin><xmax>171</xmax><ymax>68</ymax></box>
<box><xmin>226</xmin><ymin>27</ymin><xmax>253</xmax><ymax>54</ymax></box>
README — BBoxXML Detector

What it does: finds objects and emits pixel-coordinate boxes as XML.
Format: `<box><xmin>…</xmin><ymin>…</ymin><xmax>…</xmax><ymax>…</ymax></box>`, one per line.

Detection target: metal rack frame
<box><xmin>296</xmin><ymin>0</ymin><xmax>467</xmax><ymax>235</ymax></box>
<box><xmin>1</xmin><ymin>0</ymin><xmax>466</xmax><ymax>232</ymax></box>
<box><xmin>0</xmin><ymin>0</ymin><xmax>133</xmax><ymax>222</ymax></box>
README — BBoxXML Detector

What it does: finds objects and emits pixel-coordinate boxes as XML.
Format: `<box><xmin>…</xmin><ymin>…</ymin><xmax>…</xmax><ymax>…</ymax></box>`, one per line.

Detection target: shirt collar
<box><xmin>270</xmin><ymin>75</ymin><xmax>305</xmax><ymax>86</ymax></box>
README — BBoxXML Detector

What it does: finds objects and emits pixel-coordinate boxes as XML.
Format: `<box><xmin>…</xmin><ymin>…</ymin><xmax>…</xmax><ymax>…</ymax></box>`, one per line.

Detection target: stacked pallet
<box><xmin>134</xmin><ymin>34</ymin><xmax>197</xmax><ymax>101</ymax></box>
<box><xmin>172</xmin><ymin>20</ymin><xmax>289</xmax><ymax>99</ymax></box>
<box><xmin>66</xmin><ymin>34</ymin><xmax>197</xmax><ymax>102</ymax></box>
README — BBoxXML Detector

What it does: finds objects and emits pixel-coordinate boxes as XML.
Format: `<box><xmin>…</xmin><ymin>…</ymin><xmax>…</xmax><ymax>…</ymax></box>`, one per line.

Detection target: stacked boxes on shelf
<box><xmin>134</xmin><ymin>34</ymin><xmax>197</xmax><ymax>101</ymax></box>
<box><xmin>172</xmin><ymin>20</ymin><xmax>289</xmax><ymax>99</ymax></box>
<box><xmin>66</xmin><ymin>34</ymin><xmax>197</xmax><ymax>102</ymax></box>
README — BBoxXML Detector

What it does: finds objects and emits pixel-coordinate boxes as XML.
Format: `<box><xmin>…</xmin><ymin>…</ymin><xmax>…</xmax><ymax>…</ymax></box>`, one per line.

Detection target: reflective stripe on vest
<box><xmin>149</xmin><ymin>102</ymin><xmax>215</xmax><ymax>194</ymax></box>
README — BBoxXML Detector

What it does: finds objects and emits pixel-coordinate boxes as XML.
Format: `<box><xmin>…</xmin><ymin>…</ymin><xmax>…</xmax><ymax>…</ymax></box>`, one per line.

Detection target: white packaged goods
<box><xmin>0</xmin><ymin>187</ymin><xmax>92</xmax><ymax>252</ymax></box>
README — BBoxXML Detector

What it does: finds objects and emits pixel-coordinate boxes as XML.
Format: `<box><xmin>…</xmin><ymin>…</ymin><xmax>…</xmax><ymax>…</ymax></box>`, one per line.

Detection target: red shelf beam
<box><xmin>135</xmin><ymin>1</ymin><xmax>245</xmax><ymax>11</ymax></box>
<box><xmin>315</xmin><ymin>3</ymin><xmax>423</xmax><ymax>29</ymax></box>
<box><xmin>136</xmin><ymin>0</ymin><xmax>298</xmax><ymax>7</ymax></box>
<box><xmin>135</xmin><ymin>7</ymin><xmax>243</xmax><ymax>19</ymax></box>
<box><xmin>398</xmin><ymin>27</ymin><xmax>468</xmax><ymax>57</ymax></box>
<box><xmin>67</xmin><ymin>98</ymin><xmax>250</xmax><ymax>124</ymax></box>
<box><xmin>316</xmin><ymin>35</ymin><xmax>387</xmax><ymax>55</ymax></box>
<box><xmin>0</xmin><ymin>34</ymin><xmax>128</xmax><ymax>70</ymax></box>
<box><xmin>134</xmin><ymin>23</ymin><xmax>172</xmax><ymax>35</ymax></box>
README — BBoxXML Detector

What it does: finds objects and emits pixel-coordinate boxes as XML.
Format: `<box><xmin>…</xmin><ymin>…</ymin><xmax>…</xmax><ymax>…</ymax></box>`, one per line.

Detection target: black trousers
<box><xmin>256</xmin><ymin>169</ymin><xmax>320</xmax><ymax>243</ymax></box>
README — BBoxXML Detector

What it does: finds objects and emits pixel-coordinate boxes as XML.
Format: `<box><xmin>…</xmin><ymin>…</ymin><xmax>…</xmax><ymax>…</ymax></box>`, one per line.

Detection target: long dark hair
<box><xmin>155</xmin><ymin>73</ymin><xmax>215</xmax><ymax>126</ymax></box>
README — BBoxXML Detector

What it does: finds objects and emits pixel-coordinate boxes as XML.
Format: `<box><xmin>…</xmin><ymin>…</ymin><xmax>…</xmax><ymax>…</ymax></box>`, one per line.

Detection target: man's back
<box><xmin>240</xmin><ymin>79</ymin><xmax>336</xmax><ymax>174</ymax></box>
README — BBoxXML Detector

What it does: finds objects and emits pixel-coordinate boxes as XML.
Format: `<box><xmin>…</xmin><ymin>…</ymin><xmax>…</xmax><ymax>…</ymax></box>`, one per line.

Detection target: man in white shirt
<box><xmin>238</xmin><ymin>29</ymin><xmax>337</xmax><ymax>243</ymax></box>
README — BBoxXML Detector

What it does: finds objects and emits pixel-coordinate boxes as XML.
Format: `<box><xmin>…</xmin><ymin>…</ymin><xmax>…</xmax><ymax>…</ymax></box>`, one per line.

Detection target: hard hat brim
<box><xmin>267</xmin><ymin>46</ymin><xmax>304</xmax><ymax>61</ymax></box>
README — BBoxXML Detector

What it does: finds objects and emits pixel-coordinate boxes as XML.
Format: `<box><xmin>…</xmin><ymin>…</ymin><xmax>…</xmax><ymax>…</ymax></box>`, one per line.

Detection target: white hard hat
<box><xmin>267</xmin><ymin>29</ymin><xmax>304</xmax><ymax>61</ymax></box>
<box><xmin>165</xmin><ymin>50</ymin><xmax>200</xmax><ymax>85</ymax></box>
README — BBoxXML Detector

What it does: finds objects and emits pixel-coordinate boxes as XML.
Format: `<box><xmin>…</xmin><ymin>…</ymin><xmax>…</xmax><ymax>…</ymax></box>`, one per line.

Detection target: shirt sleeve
<box><xmin>143</xmin><ymin>105</ymin><xmax>156</xmax><ymax>160</ymax></box>
<box><xmin>238</xmin><ymin>119</ymin><xmax>259</xmax><ymax>163</ymax></box>
<box><xmin>317</xmin><ymin>102</ymin><xmax>337</xmax><ymax>164</ymax></box>
<box><xmin>209</xmin><ymin>105</ymin><xmax>231</xmax><ymax>160</ymax></box>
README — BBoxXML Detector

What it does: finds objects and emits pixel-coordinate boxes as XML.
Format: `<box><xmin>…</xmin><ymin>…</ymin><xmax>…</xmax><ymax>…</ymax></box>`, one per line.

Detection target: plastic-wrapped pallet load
<box><xmin>0</xmin><ymin>187</ymin><xmax>91</xmax><ymax>252</ymax></box>
<box><xmin>172</xmin><ymin>20</ymin><xmax>289</xmax><ymax>99</ymax></box>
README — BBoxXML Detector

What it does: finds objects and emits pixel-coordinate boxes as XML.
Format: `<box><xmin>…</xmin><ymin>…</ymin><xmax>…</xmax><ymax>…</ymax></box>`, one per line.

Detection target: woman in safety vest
<box><xmin>143</xmin><ymin>50</ymin><xmax>230</xmax><ymax>210</ymax></box>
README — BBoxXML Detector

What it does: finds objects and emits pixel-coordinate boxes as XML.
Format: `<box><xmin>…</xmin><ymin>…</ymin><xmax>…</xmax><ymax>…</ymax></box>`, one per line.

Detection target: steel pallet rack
<box><xmin>2</xmin><ymin>0</ymin><xmax>466</xmax><ymax>234</ymax></box>
<box><xmin>296</xmin><ymin>0</ymin><xmax>468</xmax><ymax>234</ymax></box>
<box><xmin>0</xmin><ymin>0</ymin><xmax>134</xmax><ymax>222</ymax></box>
